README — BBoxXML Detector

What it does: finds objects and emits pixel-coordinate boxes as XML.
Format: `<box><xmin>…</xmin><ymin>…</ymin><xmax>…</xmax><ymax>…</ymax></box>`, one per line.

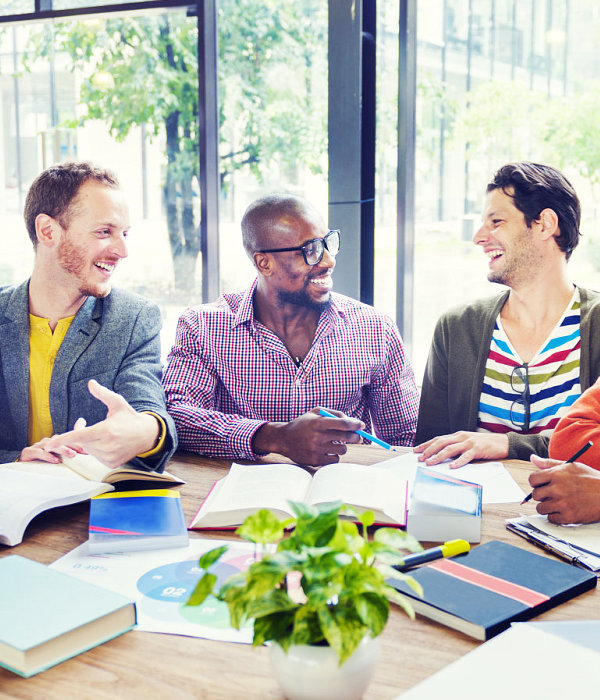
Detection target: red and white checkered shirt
<box><xmin>163</xmin><ymin>280</ymin><xmax>419</xmax><ymax>459</ymax></box>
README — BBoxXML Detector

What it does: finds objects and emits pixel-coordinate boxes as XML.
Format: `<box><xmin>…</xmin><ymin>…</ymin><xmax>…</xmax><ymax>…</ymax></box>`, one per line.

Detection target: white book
<box><xmin>406</xmin><ymin>466</ymin><xmax>482</xmax><ymax>543</ymax></box>
<box><xmin>398</xmin><ymin>622</ymin><xmax>600</xmax><ymax>699</ymax></box>
<box><xmin>189</xmin><ymin>462</ymin><xmax>408</xmax><ymax>529</ymax></box>
<box><xmin>0</xmin><ymin>454</ymin><xmax>184</xmax><ymax>547</ymax></box>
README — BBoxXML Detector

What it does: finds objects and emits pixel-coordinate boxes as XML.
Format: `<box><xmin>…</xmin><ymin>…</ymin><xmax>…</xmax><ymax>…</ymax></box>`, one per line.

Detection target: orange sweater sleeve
<box><xmin>549</xmin><ymin>378</ymin><xmax>600</xmax><ymax>470</ymax></box>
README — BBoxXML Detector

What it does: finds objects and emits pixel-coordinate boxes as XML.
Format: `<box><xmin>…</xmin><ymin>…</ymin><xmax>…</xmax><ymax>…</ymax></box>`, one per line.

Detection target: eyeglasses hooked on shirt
<box><xmin>510</xmin><ymin>362</ymin><xmax>530</xmax><ymax>431</ymax></box>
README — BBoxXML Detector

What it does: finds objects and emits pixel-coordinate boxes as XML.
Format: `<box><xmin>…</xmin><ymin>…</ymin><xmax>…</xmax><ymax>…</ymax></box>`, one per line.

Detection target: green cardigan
<box><xmin>415</xmin><ymin>287</ymin><xmax>600</xmax><ymax>460</ymax></box>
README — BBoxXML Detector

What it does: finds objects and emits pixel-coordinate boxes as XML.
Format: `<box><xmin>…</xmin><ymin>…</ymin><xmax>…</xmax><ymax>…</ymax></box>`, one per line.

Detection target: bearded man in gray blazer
<box><xmin>0</xmin><ymin>161</ymin><xmax>176</xmax><ymax>470</ymax></box>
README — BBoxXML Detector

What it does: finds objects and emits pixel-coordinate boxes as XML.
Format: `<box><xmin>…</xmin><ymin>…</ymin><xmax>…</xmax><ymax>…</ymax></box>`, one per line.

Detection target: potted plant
<box><xmin>186</xmin><ymin>500</ymin><xmax>423</xmax><ymax>700</ymax></box>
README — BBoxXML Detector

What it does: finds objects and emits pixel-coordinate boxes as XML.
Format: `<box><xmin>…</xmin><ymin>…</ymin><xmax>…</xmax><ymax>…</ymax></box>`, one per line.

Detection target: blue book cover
<box><xmin>89</xmin><ymin>489</ymin><xmax>189</xmax><ymax>554</ymax></box>
<box><xmin>0</xmin><ymin>555</ymin><xmax>135</xmax><ymax>677</ymax></box>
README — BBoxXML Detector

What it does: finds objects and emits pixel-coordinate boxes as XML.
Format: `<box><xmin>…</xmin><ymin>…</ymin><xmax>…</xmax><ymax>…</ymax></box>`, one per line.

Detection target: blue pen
<box><xmin>318</xmin><ymin>408</ymin><xmax>396</xmax><ymax>451</ymax></box>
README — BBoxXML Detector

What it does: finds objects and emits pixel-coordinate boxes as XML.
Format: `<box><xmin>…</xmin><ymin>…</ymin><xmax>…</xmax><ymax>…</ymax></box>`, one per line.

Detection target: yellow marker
<box><xmin>394</xmin><ymin>539</ymin><xmax>470</xmax><ymax>572</ymax></box>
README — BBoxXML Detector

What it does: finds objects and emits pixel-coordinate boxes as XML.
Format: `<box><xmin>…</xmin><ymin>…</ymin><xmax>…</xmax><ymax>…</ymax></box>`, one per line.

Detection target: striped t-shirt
<box><xmin>477</xmin><ymin>288</ymin><xmax>581</xmax><ymax>437</ymax></box>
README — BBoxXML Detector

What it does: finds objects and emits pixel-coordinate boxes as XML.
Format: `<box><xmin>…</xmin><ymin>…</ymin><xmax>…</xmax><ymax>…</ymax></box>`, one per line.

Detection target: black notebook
<box><xmin>388</xmin><ymin>540</ymin><xmax>597</xmax><ymax>640</ymax></box>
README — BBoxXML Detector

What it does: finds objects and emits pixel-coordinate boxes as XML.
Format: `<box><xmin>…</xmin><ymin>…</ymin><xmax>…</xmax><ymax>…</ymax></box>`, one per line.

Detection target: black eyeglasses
<box><xmin>257</xmin><ymin>229</ymin><xmax>340</xmax><ymax>266</ymax></box>
<box><xmin>509</xmin><ymin>363</ymin><xmax>530</xmax><ymax>431</ymax></box>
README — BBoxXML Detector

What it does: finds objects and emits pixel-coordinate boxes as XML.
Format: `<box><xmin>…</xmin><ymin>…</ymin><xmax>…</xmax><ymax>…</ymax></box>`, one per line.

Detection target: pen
<box><xmin>521</xmin><ymin>440</ymin><xmax>594</xmax><ymax>504</ymax></box>
<box><xmin>318</xmin><ymin>408</ymin><xmax>396</xmax><ymax>451</ymax></box>
<box><xmin>393</xmin><ymin>539</ymin><xmax>470</xmax><ymax>572</ymax></box>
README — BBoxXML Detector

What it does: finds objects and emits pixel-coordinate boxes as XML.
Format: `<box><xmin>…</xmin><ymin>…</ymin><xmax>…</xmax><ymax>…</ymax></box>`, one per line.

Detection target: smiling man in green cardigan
<box><xmin>415</xmin><ymin>162</ymin><xmax>600</xmax><ymax>469</ymax></box>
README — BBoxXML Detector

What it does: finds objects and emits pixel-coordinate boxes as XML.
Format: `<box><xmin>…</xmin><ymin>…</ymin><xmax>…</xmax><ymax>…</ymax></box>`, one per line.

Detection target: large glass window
<box><xmin>410</xmin><ymin>0</ymin><xmax>600</xmax><ymax>380</ymax></box>
<box><xmin>374</xmin><ymin>1</ymin><xmax>399</xmax><ymax>321</ymax></box>
<box><xmin>0</xmin><ymin>1</ymin><xmax>328</xmax><ymax>357</ymax></box>
<box><xmin>0</xmin><ymin>11</ymin><xmax>202</xmax><ymax>352</ymax></box>
<box><xmin>0</xmin><ymin>2</ymin><xmax>33</xmax><ymax>14</ymax></box>
<box><xmin>217</xmin><ymin>0</ymin><xmax>328</xmax><ymax>294</ymax></box>
<box><xmin>53</xmin><ymin>0</ymin><xmax>164</xmax><ymax>7</ymax></box>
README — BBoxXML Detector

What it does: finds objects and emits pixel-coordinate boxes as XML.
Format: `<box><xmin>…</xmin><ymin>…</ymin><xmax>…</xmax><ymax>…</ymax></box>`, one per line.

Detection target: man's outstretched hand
<box><xmin>21</xmin><ymin>380</ymin><xmax>160</xmax><ymax>468</ymax></box>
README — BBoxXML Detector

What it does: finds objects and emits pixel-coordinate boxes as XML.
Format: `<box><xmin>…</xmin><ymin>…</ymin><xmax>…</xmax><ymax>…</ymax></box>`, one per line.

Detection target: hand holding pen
<box><xmin>318</xmin><ymin>408</ymin><xmax>396</xmax><ymax>451</ymax></box>
<box><xmin>521</xmin><ymin>440</ymin><xmax>593</xmax><ymax>504</ymax></box>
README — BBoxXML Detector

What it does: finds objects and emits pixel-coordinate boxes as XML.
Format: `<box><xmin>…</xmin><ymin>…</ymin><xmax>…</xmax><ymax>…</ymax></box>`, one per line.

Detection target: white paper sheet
<box><xmin>524</xmin><ymin>514</ymin><xmax>600</xmax><ymax>554</ymax></box>
<box><xmin>51</xmin><ymin>538</ymin><xmax>262</xmax><ymax>643</ymax></box>
<box><xmin>374</xmin><ymin>452</ymin><xmax>525</xmax><ymax>504</ymax></box>
<box><xmin>397</xmin><ymin>623</ymin><xmax>600</xmax><ymax>699</ymax></box>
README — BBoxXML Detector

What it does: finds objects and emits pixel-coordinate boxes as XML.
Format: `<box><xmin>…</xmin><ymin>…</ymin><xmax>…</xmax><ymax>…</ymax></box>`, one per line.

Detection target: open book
<box><xmin>189</xmin><ymin>462</ymin><xmax>408</xmax><ymax>529</ymax></box>
<box><xmin>0</xmin><ymin>453</ymin><xmax>184</xmax><ymax>547</ymax></box>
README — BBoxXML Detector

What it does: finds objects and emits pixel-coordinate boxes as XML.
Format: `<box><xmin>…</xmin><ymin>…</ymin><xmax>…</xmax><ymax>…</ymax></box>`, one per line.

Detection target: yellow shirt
<box><xmin>28</xmin><ymin>313</ymin><xmax>166</xmax><ymax>458</ymax></box>
<box><xmin>28</xmin><ymin>314</ymin><xmax>74</xmax><ymax>444</ymax></box>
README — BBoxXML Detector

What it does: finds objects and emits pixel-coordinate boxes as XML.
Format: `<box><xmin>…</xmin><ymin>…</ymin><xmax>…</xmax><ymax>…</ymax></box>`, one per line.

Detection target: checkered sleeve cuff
<box><xmin>229</xmin><ymin>418</ymin><xmax>269</xmax><ymax>460</ymax></box>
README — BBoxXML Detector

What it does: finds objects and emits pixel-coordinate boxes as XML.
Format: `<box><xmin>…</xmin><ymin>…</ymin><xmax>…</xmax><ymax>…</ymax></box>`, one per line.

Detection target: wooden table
<box><xmin>2</xmin><ymin>446</ymin><xmax>599</xmax><ymax>699</ymax></box>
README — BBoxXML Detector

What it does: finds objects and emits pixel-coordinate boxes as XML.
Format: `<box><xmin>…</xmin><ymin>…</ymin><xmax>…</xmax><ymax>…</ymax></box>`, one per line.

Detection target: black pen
<box><xmin>521</xmin><ymin>440</ymin><xmax>594</xmax><ymax>505</ymax></box>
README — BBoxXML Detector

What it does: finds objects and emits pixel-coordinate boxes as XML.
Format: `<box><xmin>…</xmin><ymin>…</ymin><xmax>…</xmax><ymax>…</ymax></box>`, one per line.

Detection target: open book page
<box><xmin>306</xmin><ymin>463</ymin><xmax>407</xmax><ymax>525</ymax></box>
<box><xmin>0</xmin><ymin>468</ymin><xmax>112</xmax><ymax>546</ymax></box>
<box><xmin>197</xmin><ymin>463</ymin><xmax>313</xmax><ymax>521</ymax></box>
<box><xmin>24</xmin><ymin>454</ymin><xmax>184</xmax><ymax>487</ymax></box>
<box><xmin>374</xmin><ymin>451</ymin><xmax>524</xmax><ymax>504</ymax></box>
<box><xmin>0</xmin><ymin>459</ymin><xmax>91</xmax><ymax>482</ymax></box>
<box><xmin>101</xmin><ymin>468</ymin><xmax>184</xmax><ymax>487</ymax></box>
<box><xmin>61</xmin><ymin>453</ymin><xmax>110</xmax><ymax>482</ymax></box>
<box><xmin>0</xmin><ymin>454</ymin><xmax>110</xmax><ymax>483</ymax></box>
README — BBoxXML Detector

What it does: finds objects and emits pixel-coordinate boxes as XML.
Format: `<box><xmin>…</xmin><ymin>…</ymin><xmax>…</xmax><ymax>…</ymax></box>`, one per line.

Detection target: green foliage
<box><xmin>217</xmin><ymin>0</ymin><xmax>327</xmax><ymax>186</ymax></box>
<box><xmin>540</xmin><ymin>85</ymin><xmax>600</xmax><ymax>189</ymax></box>
<box><xmin>187</xmin><ymin>501</ymin><xmax>422</xmax><ymax>666</ymax></box>
<box><xmin>456</xmin><ymin>81</ymin><xmax>541</xmax><ymax>163</ymax></box>
<box><xmin>21</xmin><ymin>4</ymin><xmax>326</xmax><ymax>285</ymax></box>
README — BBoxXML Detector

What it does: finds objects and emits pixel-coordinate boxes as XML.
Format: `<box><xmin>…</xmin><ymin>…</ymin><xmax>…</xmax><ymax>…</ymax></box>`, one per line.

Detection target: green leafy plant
<box><xmin>187</xmin><ymin>500</ymin><xmax>423</xmax><ymax>665</ymax></box>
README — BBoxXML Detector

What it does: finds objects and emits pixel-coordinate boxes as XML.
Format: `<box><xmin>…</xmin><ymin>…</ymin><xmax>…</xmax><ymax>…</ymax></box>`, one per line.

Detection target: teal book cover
<box><xmin>89</xmin><ymin>489</ymin><xmax>189</xmax><ymax>554</ymax></box>
<box><xmin>0</xmin><ymin>555</ymin><xmax>135</xmax><ymax>677</ymax></box>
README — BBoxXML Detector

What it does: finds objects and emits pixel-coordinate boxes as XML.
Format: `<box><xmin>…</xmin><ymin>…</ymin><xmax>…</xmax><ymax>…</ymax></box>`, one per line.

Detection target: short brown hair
<box><xmin>24</xmin><ymin>161</ymin><xmax>119</xmax><ymax>247</ymax></box>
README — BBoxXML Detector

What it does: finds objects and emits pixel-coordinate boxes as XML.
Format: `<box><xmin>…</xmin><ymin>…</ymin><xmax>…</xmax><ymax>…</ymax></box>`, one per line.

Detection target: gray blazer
<box><xmin>0</xmin><ymin>280</ymin><xmax>177</xmax><ymax>470</ymax></box>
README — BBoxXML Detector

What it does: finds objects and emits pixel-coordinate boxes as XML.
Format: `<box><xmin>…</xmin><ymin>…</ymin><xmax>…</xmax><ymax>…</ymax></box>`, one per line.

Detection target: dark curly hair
<box><xmin>487</xmin><ymin>162</ymin><xmax>581</xmax><ymax>260</ymax></box>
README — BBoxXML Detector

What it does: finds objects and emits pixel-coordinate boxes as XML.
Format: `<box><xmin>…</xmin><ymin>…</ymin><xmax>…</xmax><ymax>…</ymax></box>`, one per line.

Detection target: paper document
<box><xmin>375</xmin><ymin>452</ymin><xmax>525</xmax><ymax>504</ymax></box>
<box><xmin>528</xmin><ymin>619</ymin><xmax>600</xmax><ymax>654</ymax></box>
<box><xmin>506</xmin><ymin>516</ymin><xmax>600</xmax><ymax>572</ymax></box>
<box><xmin>51</xmin><ymin>538</ymin><xmax>264</xmax><ymax>644</ymax></box>
<box><xmin>524</xmin><ymin>514</ymin><xmax>600</xmax><ymax>553</ymax></box>
<box><xmin>397</xmin><ymin>622</ymin><xmax>600</xmax><ymax>699</ymax></box>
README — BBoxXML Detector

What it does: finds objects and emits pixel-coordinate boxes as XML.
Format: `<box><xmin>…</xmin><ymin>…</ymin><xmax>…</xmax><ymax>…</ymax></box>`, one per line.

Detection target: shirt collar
<box><xmin>232</xmin><ymin>278</ymin><xmax>259</xmax><ymax>328</ymax></box>
<box><xmin>232</xmin><ymin>278</ymin><xmax>348</xmax><ymax>329</ymax></box>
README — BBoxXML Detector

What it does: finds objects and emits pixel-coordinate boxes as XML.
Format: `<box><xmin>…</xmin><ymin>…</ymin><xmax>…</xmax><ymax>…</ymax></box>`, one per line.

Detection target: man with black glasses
<box><xmin>163</xmin><ymin>193</ymin><xmax>418</xmax><ymax>466</ymax></box>
<box><xmin>414</xmin><ymin>161</ymin><xmax>600</xmax><ymax>468</ymax></box>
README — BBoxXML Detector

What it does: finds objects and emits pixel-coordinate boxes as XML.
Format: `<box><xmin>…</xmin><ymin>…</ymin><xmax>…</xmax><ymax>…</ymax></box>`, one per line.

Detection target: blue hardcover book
<box><xmin>88</xmin><ymin>489</ymin><xmax>189</xmax><ymax>554</ymax></box>
<box><xmin>0</xmin><ymin>555</ymin><xmax>136</xmax><ymax>677</ymax></box>
<box><xmin>406</xmin><ymin>467</ymin><xmax>483</xmax><ymax>543</ymax></box>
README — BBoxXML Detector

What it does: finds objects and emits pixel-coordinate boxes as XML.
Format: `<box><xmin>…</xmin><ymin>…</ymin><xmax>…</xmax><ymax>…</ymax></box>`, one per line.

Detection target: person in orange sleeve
<box><xmin>528</xmin><ymin>378</ymin><xmax>600</xmax><ymax>524</ymax></box>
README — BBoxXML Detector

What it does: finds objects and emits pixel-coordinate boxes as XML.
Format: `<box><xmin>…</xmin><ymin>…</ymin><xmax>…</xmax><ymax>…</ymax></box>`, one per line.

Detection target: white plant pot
<box><xmin>269</xmin><ymin>635</ymin><xmax>380</xmax><ymax>700</ymax></box>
